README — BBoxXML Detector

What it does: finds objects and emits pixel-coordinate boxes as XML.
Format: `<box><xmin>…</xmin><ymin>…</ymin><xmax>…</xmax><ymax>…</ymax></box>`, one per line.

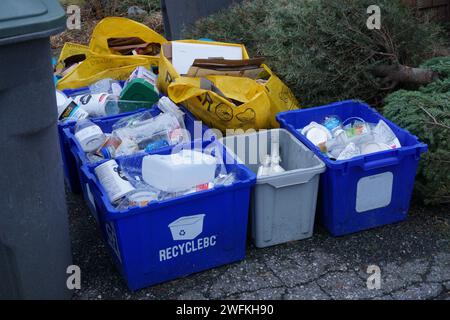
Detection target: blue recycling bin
<box><xmin>81</xmin><ymin>141</ymin><xmax>255</xmax><ymax>290</ymax></box>
<box><xmin>63</xmin><ymin>105</ymin><xmax>211</xmax><ymax>222</ymax></box>
<box><xmin>58</xmin><ymin>81</ymin><xmax>131</xmax><ymax>193</ymax></box>
<box><xmin>277</xmin><ymin>100</ymin><xmax>427</xmax><ymax>236</ymax></box>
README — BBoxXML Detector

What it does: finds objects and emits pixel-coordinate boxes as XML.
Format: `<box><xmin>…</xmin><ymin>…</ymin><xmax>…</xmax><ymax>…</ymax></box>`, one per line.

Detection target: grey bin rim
<box><xmin>0</xmin><ymin>24</ymin><xmax>65</xmax><ymax>45</ymax></box>
<box><xmin>219</xmin><ymin>128</ymin><xmax>326</xmax><ymax>185</ymax></box>
<box><xmin>0</xmin><ymin>0</ymin><xmax>66</xmax><ymax>45</ymax></box>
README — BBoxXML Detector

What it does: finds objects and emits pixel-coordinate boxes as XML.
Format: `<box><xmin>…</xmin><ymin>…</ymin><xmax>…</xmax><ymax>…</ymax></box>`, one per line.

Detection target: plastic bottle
<box><xmin>73</xmin><ymin>93</ymin><xmax>119</xmax><ymax>117</ymax></box>
<box><xmin>96</xmin><ymin>135</ymin><xmax>122</xmax><ymax>159</ymax></box>
<box><xmin>270</xmin><ymin>155</ymin><xmax>285</xmax><ymax>174</ymax></box>
<box><xmin>157</xmin><ymin>96</ymin><xmax>185</xmax><ymax>123</ymax></box>
<box><xmin>270</xmin><ymin>140</ymin><xmax>285</xmax><ymax>174</ymax></box>
<box><xmin>89</xmin><ymin>78</ymin><xmax>122</xmax><ymax>96</ymax></box>
<box><xmin>74</xmin><ymin>119</ymin><xmax>106</xmax><ymax>153</ymax></box>
<box><xmin>142</xmin><ymin>150</ymin><xmax>218</xmax><ymax>193</ymax></box>
<box><xmin>323</xmin><ymin>115</ymin><xmax>344</xmax><ymax>137</ymax></box>
<box><xmin>94</xmin><ymin>160</ymin><xmax>135</xmax><ymax>204</ymax></box>
<box><xmin>257</xmin><ymin>155</ymin><xmax>272</xmax><ymax>177</ymax></box>
<box><xmin>114</xmin><ymin>113</ymin><xmax>186</xmax><ymax>149</ymax></box>
<box><xmin>56</xmin><ymin>90</ymin><xmax>89</xmax><ymax>122</ymax></box>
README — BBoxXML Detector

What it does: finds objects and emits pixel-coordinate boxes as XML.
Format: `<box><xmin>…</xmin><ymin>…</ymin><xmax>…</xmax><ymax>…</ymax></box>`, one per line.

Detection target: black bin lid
<box><xmin>0</xmin><ymin>0</ymin><xmax>66</xmax><ymax>44</ymax></box>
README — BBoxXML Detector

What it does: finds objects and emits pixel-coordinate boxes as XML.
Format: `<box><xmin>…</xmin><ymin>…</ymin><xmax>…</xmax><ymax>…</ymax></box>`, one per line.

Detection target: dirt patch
<box><xmin>50</xmin><ymin>6</ymin><xmax>164</xmax><ymax>54</ymax></box>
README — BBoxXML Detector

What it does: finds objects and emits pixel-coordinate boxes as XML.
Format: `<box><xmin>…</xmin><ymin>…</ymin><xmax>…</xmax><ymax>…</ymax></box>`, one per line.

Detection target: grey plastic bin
<box><xmin>0</xmin><ymin>0</ymin><xmax>71</xmax><ymax>299</ymax></box>
<box><xmin>220</xmin><ymin>129</ymin><xmax>325</xmax><ymax>248</ymax></box>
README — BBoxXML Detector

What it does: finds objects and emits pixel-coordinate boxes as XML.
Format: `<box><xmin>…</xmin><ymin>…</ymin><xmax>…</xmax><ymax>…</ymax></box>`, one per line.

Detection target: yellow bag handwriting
<box><xmin>258</xmin><ymin>64</ymin><xmax>301</xmax><ymax>127</ymax></box>
<box><xmin>168</xmin><ymin>76</ymin><xmax>272</xmax><ymax>132</ymax></box>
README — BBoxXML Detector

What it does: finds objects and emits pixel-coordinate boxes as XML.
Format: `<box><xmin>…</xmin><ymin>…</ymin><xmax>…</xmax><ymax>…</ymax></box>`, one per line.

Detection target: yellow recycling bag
<box><xmin>158</xmin><ymin>40</ymin><xmax>250</xmax><ymax>95</ymax></box>
<box><xmin>168</xmin><ymin>76</ymin><xmax>272</xmax><ymax>132</ymax></box>
<box><xmin>257</xmin><ymin>64</ymin><xmax>301</xmax><ymax>127</ymax></box>
<box><xmin>88</xmin><ymin>16</ymin><xmax>167</xmax><ymax>66</ymax></box>
<box><xmin>56</xmin><ymin>17</ymin><xmax>167</xmax><ymax>89</ymax></box>
<box><xmin>57</xmin><ymin>42</ymin><xmax>92</xmax><ymax>65</ymax></box>
<box><xmin>57</xmin><ymin>55</ymin><xmax>150</xmax><ymax>90</ymax></box>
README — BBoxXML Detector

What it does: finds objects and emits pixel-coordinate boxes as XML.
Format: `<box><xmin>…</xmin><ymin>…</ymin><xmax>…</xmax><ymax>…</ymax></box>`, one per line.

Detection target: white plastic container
<box><xmin>74</xmin><ymin>119</ymin><xmax>106</xmax><ymax>153</ymax></box>
<box><xmin>94</xmin><ymin>160</ymin><xmax>135</xmax><ymax>203</ymax></box>
<box><xmin>142</xmin><ymin>150</ymin><xmax>217</xmax><ymax>192</ymax></box>
<box><xmin>73</xmin><ymin>93</ymin><xmax>119</xmax><ymax>117</ymax></box>
<box><xmin>56</xmin><ymin>90</ymin><xmax>89</xmax><ymax>121</ymax></box>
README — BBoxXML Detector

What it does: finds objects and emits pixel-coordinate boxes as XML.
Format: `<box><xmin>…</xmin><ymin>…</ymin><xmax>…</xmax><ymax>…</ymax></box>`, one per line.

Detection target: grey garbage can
<box><xmin>0</xmin><ymin>0</ymin><xmax>72</xmax><ymax>299</ymax></box>
<box><xmin>220</xmin><ymin>129</ymin><xmax>326</xmax><ymax>248</ymax></box>
<box><xmin>160</xmin><ymin>0</ymin><xmax>242</xmax><ymax>40</ymax></box>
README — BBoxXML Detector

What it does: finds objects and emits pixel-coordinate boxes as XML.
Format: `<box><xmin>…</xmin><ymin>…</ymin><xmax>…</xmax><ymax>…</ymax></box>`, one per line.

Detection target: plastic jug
<box><xmin>142</xmin><ymin>150</ymin><xmax>217</xmax><ymax>192</ymax></box>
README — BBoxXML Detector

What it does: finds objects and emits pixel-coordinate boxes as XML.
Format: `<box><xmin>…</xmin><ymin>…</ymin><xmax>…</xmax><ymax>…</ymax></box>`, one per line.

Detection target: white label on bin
<box><xmin>159</xmin><ymin>214</ymin><xmax>217</xmax><ymax>262</ymax></box>
<box><xmin>106</xmin><ymin>222</ymin><xmax>122</xmax><ymax>263</ymax></box>
<box><xmin>356</xmin><ymin>172</ymin><xmax>393</xmax><ymax>213</ymax></box>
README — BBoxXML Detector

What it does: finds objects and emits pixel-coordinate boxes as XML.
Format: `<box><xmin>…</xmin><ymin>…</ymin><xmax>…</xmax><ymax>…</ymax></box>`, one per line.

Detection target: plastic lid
<box><xmin>120</xmin><ymin>79</ymin><xmax>160</xmax><ymax>105</ymax></box>
<box><xmin>306</xmin><ymin>127</ymin><xmax>330</xmax><ymax>146</ymax></box>
<box><xmin>0</xmin><ymin>0</ymin><xmax>65</xmax><ymax>41</ymax></box>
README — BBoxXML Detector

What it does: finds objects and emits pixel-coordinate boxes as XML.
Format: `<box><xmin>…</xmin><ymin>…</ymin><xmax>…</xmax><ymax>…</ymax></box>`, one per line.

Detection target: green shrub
<box><xmin>420</xmin><ymin>56</ymin><xmax>450</xmax><ymax>78</ymax></box>
<box><xmin>383</xmin><ymin>65</ymin><xmax>450</xmax><ymax>204</ymax></box>
<box><xmin>189</xmin><ymin>0</ymin><xmax>447</xmax><ymax>107</ymax></box>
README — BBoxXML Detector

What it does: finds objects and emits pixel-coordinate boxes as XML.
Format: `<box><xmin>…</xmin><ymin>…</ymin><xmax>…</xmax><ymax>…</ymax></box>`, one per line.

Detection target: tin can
<box><xmin>94</xmin><ymin>160</ymin><xmax>135</xmax><ymax>203</ymax></box>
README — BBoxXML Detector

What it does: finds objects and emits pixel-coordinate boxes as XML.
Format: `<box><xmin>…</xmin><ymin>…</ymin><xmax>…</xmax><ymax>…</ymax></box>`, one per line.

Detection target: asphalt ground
<box><xmin>66</xmin><ymin>190</ymin><xmax>450</xmax><ymax>300</ymax></box>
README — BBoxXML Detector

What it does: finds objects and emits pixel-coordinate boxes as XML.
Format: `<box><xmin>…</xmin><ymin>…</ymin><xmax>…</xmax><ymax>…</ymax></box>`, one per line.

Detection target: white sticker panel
<box><xmin>356</xmin><ymin>172</ymin><xmax>393</xmax><ymax>213</ymax></box>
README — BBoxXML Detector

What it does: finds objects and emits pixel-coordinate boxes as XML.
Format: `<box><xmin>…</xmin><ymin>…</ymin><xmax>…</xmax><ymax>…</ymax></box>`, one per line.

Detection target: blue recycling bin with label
<box><xmin>81</xmin><ymin>141</ymin><xmax>255</xmax><ymax>290</ymax></box>
<box><xmin>277</xmin><ymin>100</ymin><xmax>427</xmax><ymax>236</ymax></box>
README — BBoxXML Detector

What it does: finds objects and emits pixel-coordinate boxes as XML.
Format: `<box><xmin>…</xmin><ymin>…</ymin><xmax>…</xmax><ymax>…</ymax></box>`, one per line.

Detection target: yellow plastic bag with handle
<box><xmin>88</xmin><ymin>16</ymin><xmax>167</xmax><ymax>66</ymax></box>
<box><xmin>57</xmin><ymin>55</ymin><xmax>150</xmax><ymax>90</ymax></box>
<box><xmin>258</xmin><ymin>64</ymin><xmax>301</xmax><ymax>127</ymax></box>
<box><xmin>57</xmin><ymin>42</ymin><xmax>92</xmax><ymax>64</ymax></box>
<box><xmin>158</xmin><ymin>40</ymin><xmax>250</xmax><ymax>95</ymax></box>
<box><xmin>168</xmin><ymin>76</ymin><xmax>272</xmax><ymax>132</ymax></box>
<box><xmin>56</xmin><ymin>17</ymin><xmax>167</xmax><ymax>89</ymax></box>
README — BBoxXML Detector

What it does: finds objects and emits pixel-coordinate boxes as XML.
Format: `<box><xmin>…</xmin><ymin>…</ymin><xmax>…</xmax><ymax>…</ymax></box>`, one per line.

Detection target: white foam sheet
<box><xmin>171</xmin><ymin>41</ymin><xmax>243</xmax><ymax>75</ymax></box>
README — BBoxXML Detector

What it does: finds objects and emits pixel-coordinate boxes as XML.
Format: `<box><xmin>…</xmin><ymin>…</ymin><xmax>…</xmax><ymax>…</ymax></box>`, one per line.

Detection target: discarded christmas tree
<box><xmin>189</xmin><ymin>0</ymin><xmax>448</xmax><ymax>106</ymax></box>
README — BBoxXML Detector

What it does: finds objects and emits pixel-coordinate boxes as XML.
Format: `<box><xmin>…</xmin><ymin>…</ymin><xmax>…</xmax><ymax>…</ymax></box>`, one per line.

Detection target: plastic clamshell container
<box><xmin>220</xmin><ymin>129</ymin><xmax>325</xmax><ymax>247</ymax></box>
<box><xmin>276</xmin><ymin>100</ymin><xmax>428</xmax><ymax>236</ymax></box>
<box><xmin>81</xmin><ymin>141</ymin><xmax>256</xmax><ymax>290</ymax></box>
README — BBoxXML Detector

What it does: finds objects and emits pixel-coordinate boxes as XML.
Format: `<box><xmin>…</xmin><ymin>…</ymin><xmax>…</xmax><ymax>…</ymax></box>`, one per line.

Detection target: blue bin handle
<box><xmin>362</xmin><ymin>156</ymin><xmax>399</xmax><ymax>171</ymax></box>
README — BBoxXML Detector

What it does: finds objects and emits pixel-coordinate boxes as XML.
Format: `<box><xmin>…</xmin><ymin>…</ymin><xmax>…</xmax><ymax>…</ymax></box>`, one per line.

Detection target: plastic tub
<box><xmin>220</xmin><ymin>129</ymin><xmax>325</xmax><ymax>247</ymax></box>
